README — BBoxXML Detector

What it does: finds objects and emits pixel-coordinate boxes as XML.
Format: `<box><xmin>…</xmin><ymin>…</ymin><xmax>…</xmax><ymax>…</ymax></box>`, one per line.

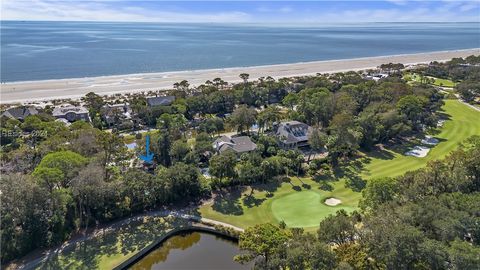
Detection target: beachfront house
<box><xmin>52</xmin><ymin>105</ymin><xmax>90</xmax><ymax>122</ymax></box>
<box><xmin>213</xmin><ymin>135</ymin><xmax>257</xmax><ymax>155</ymax></box>
<box><xmin>1</xmin><ymin>106</ymin><xmax>38</xmax><ymax>121</ymax></box>
<box><xmin>274</xmin><ymin>120</ymin><xmax>311</xmax><ymax>149</ymax></box>
<box><xmin>146</xmin><ymin>96</ymin><xmax>176</xmax><ymax>107</ymax></box>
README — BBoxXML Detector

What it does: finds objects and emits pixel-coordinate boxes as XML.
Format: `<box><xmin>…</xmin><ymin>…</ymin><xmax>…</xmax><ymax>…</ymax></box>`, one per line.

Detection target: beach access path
<box><xmin>1</xmin><ymin>49</ymin><xmax>479</xmax><ymax>104</ymax></box>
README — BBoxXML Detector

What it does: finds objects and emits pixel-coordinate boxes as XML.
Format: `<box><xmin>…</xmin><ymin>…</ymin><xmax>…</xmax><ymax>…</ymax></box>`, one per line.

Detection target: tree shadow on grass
<box><xmin>339</xmin><ymin>163</ymin><xmax>366</xmax><ymax>192</ymax></box>
<box><xmin>254</xmin><ymin>181</ymin><xmax>281</xmax><ymax>194</ymax></box>
<box><xmin>437</xmin><ymin>111</ymin><xmax>452</xmax><ymax>121</ymax></box>
<box><xmin>318</xmin><ymin>181</ymin><xmax>334</xmax><ymax>191</ymax></box>
<box><xmin>40</xmin><ymin>216</ymin><xmax>189</xmax><ymax>269</ymax></box>
<box><xmin>344</xmin><ymin>175</ymin><xmax>366</xmax><ymax>192</ymax></box>
<box><xmin>285</xmin><ymin>178</ymin><xmax>302</xmax><ymax>191</ymax></box>
<box><xmin>212</xmin><ymin>188</ymin><xmax>244</xmax><ymax>216</ymax></box>
<box><xmin>242</xmin><ymin>196</ymin><xmax>266</xmax><ymax>208</ymax></box>
<box><xmin>363</xmin><ymin>148</ymin><xmax>395</xmax><ymax>161</ymax></box>
<box><xmin>241</xmin><ymin>178</ymin><xmax>285</xmax><ymax>208</ymax></box>
<box><xmin>292</xmin><ymin>185</ymin><xmax>302</xmax><ymax>191</ymax></box>
<box><xmin>312</xmin><ymin>172</ymin><xmax>335</xmax><ymax>183</ymax></box>
<box><xmin>302</xmin><ymin>184</ymin><xmax>311</xmax><ymax>190</ymax></box>
<box><xmin>251</xmin><ymin>176</ymin><xmax>284</xmax><ymax>199</ymax></box>
<box><xmin>330</xmin><ymin>159</ymin><xmax>366</xmax><ymax>192</ymax></box>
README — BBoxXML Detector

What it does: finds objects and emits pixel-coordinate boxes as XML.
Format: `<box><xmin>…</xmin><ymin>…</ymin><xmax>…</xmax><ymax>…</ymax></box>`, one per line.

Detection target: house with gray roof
<box><xmin>213</xmin><ymin>135</ymin><xmax>257</xmax><ymax>155</ymax></box>
<box><xmin>1</xmin><ymin>106</ymin><xmax>38</xmax><ymax>121</ymax></box>
<box><xmin>52</xmin><ymin>105</ymin><xmax>90</xmax><ymax>122</ymax></box>
<box><xmin>101</xmin><ymin>103</ymin><xmax>132</xmax><ymax>127</ymax></box>
<box><xmin>146</xmin><ymin>96</ymin><xmax>176</xmax><ymax>107</ymax></box>
<box><xmin>274</xmin><ymin>120</ymin><xmax>311</xmax><ymax>149</ymax></box>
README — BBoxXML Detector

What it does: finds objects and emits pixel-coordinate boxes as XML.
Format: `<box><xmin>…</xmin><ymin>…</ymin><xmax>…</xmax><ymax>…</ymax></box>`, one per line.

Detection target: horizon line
<box><xmin>2</xmin><ymin>19</ymin><xmax>479</xmax><ymax>24</ymax></box>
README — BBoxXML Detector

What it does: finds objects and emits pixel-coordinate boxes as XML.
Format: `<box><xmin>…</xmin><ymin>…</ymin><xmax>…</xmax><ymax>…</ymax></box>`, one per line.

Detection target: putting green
<box><xmin>200</xmin><ymin>178</ymin><xmax>360</xmax><ymax>230</ymax></box>
<box><xmin>199</xmin><ymin>99</ymin><xmax>480</xmax><ymax>230</ymax></box>
<box><xmin>272</xmin><ymin>191</ymin><xmax>344</xmax><ymax>227</ymax></box>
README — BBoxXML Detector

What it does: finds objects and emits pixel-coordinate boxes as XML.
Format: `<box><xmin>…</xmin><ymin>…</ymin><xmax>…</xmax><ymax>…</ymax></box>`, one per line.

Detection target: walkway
<box><xmin>438</xmin><ymin>87</ymin><xmax>480</xmax><ymax>112</ymax></box>
<box><xmin>456</xmin><ymin>94</ymin><xmax>480</xmax><ymax>112</ymax></box>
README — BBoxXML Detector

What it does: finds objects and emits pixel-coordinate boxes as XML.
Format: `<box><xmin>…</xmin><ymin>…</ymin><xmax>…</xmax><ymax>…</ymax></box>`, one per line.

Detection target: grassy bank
<box><xmin>30</xmin><ymin>216</ymin><xmax>188</xmax><ymax>270</ymax></box>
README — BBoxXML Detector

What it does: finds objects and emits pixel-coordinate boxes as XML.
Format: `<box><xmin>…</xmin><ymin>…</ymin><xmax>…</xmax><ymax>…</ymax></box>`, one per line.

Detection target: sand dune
<box><xmin>1</xmin><ymin>49</ymin><xmax>479</xmax><ymax>104</ymax></box>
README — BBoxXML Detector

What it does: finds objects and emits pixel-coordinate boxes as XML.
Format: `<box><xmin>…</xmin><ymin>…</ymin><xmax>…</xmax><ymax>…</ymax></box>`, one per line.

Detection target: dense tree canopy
<box><xmin>237</xmin><ymin>137</ymin><xmax>480</xmax><ymax>269</ymax></box>
<box><xmin>2</xmin><ymin>56</ymin><xmax>478</xmax><ymax>266</ymax></box>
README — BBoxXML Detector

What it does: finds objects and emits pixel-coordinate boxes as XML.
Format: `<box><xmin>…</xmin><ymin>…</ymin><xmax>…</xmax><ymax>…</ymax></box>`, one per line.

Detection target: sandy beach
<box><xmin>1</xmin><ymin>48</ymin><xmax>479</xmax><ymax>104</ymax></box>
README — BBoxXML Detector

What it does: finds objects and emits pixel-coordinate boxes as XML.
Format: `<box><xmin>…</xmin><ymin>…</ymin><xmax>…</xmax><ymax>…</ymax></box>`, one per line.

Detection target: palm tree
<box><xmin>173</xmin><ymin>80</ymin><xmax>190</xmax><ymax>93</ymax></box>
<box><xmin>265</xmin><ymin>76</ymin><xmax>275</xmax><ymax>89</ymax></box>
<box><xmin>213</xmin><ymin>77</ymin><xmax>226</xmax><ymax>90</ymax></box>
<box><xmin>239</xmin><ymin>73</ymin><xmax>250</xmax><ymax>85</ymax></box>
<box><xmin>258</xmin><ymin>106</ymin><xmax>281</xmax><ymax>132</ymax></box>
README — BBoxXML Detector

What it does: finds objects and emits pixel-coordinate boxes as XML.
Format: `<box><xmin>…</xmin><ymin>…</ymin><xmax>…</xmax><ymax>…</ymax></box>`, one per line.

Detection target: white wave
<box><xmin>8</xmin><ymin>43</ymin><xmax>74</xmax><ymax>56</ymax></box>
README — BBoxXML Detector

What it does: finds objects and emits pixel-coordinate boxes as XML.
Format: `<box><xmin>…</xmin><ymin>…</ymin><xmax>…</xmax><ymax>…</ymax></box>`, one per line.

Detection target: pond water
<box><xmin>130</xmin><ymin>232</ymin><xmax>250</xmax><ymax>270</ymax></box>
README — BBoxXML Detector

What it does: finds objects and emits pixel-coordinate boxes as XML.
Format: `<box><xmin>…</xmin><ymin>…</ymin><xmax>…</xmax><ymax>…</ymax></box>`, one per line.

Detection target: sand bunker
<box><xmin>421</xmin><ymin>135</ymin><xmax>439</xmax><ymax>145</ymax></box>
<box><xmin>324</xmin><ymin>198</ymin><xmax>342</xmax><ymax>206</ymax></box>
<box><xmin>405</xmin><ymin>146</ymin><xmax>431</xmax><ymax>158</ymax></box>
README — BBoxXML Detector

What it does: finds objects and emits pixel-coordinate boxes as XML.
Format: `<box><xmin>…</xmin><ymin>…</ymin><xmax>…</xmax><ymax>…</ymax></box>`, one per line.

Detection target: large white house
<box><xmin>52</xmin><ymin>105</ymin><xmax>90</xmax><ymax>122</ymax></box>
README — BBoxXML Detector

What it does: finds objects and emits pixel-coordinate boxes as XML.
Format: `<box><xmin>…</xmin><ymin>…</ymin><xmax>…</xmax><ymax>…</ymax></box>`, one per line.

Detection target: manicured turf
<box><xmin>404</xmin><ymin>73</ymin><xmax>456</xmax><ymax>87</ymax></box>
<box><xmin>199</xmin><ymin>178</ymin><xmax>360</xmax><ymax>230</ymax></box>
<box><xmin>272</xmin><ymin>190</ymin><xmax>357</xmax><ymax>227</ymax></box>
<box><xmin>35</xmin><ymin>216</ymin><xmax>189</xmax><ymax>270</ymax></box>
<box><xmin>199</xmin><ymin>99</ymin><xmax>480</xmax><ymax>229</ymax></box>
<box><xmin>26</xmin><ymin>100</ymin><xmax>478</xmax><ymax>269</ymax></box>
<box><xmin>361</xmin><ymin>99</ymin><xmax>480</xmax><ymax>179</ymax></box>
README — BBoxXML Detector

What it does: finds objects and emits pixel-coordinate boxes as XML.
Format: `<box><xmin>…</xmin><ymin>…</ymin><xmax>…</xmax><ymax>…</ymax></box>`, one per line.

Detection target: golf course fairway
<box><xmin>199</xmin><ymin>99</ymin><xmax>480</xmax><ymax>229</ymax></box>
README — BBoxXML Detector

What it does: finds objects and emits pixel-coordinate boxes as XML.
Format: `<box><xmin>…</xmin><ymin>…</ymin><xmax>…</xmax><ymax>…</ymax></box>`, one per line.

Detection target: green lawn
<box><xmin>361</xmin><ymin>99</ymin><xmax>480</xmax><ymax>179</ymax></box>
<box><xmin>199</xmin><ymin>99</ymin><xmax>480</xmax><ymax>230</ymax></box>
<box><xmin>33</xmin><ymin>216</ymin><xmax>189</xmax><ymax>270</ymax></box>
<box><xmin>431</xmin><ymin>77</ymin><xmax>456</xmax><ymax>87</ymax></box>
<box><xmin>22</xmin><ymin>100</ymin><xmax>479</xmax><ymax>269</ymax></box>
<box><xmin>404</xmin><ymin>73</ymin><xmax>456</xmax><ymax>87</ymax></box>
<box><xmin>200</xmin><ymin>178</ymin><xmax>360</xmax><ymax>231</ymax></box>
<box><xmin>271</xmin><ymin>188</ymin><xmax>358</xmax><ymax>228</ymax></box>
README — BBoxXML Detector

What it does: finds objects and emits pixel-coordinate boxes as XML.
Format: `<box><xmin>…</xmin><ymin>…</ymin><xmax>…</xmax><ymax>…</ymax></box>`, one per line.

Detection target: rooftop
<box><xmin>276</xmin><ymin>121</ymin><xmax>311</xmax><ymax>145</ymax></box>
<box><xmin>52</xmin><ymin>105</ymin><xmax>89</xmax><ymax>116</ymax></box>
<box><xmin>213</xmin><ymin>135</ymin><xmax>257</xmax><ymax>154</ymax></box>
<box><xmin>146</xmin><ymin>96</ymin><xmax>175</xmax><ymax>107</ymax></box>
<box><xmin>1</xmin><ymin>106</ymin><xmax>38</xmax><ymax>120</ymax></box>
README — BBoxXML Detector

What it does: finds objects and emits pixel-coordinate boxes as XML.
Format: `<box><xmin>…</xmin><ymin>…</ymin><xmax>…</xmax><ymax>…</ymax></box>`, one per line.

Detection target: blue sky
<box><xmin>2</xmin><ymin>1</ymin><xmax>479</xmax><ymax>23</ymax></box>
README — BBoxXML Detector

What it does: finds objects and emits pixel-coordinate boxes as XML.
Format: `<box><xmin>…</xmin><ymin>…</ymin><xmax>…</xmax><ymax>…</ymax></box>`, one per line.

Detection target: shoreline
<box><xmin>1</xmin><ymin>48</ymin><xmax>479</xmax><ymax>104</ymax></box>
<box><xmin>3</xmin><ymin>48</ymin><xmax>479</xmax><ymax>85</ymax></box>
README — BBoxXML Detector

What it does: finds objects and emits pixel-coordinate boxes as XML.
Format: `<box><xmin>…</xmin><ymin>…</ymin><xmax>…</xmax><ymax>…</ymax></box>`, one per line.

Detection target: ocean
<box><xmin>1</xmin><ymin>21</ymin><xmax>479</xmax><ymax>82</ymax></box>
